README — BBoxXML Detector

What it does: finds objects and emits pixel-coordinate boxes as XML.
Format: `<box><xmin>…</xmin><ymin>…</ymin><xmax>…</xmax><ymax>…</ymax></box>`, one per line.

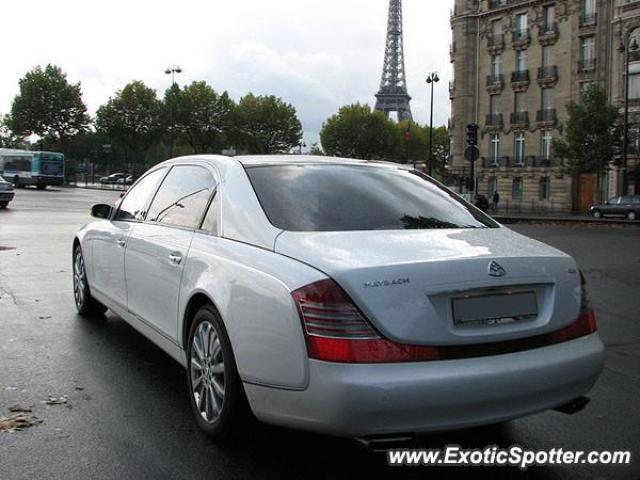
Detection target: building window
<box><xmin>542</xmin><ymin>87</ymin><xmax>555</xmax><ymax>110</ymax></box>
<box><xmin>542</xmin><ymin>45</ymin><xmax>555</xmax><ymax>67</ymax></box>
<box><xmin>539</xmin><ymin>177</ymin><xmax>551</xmax><ymax>201</ymax></box>
<box><xmin>490</xmin><ymin>133</ymin><xmax>501</xmax><ymax>162</ymax></box>
<box><xmin>515</xmin><ymin>91</ymin><xmax>526</xmax><ymax>112</ymax></box>
<box><xmin>541</xmin><ymin>130</ymin><xmax>553</xmax><ymax>159</ymax></box>
<box><xmin>581</xmin><ymin>0</ymin><xmax>596</xmax><ymax>21</ymax></box>
<box><xmin>491</xmin><ymin>54</ymin><xmax>502</xmax><ymax>76</ymax></box>
<box><xmin>512</xmin><ymin>177</ymin><xmax>524</xmax><ymax>201</ymax></box>
<box><xmin>490</xmin><ymin>94</ymin><xmax>502</xmax><ymax>115</ymax></box>
<box><xmin>543</xmin><ymin>5</ymin><xmax>555</xmax><ymax>32</ymax></box>
<box><xmin>516</xmin><ymin>49</ymin><xmax>527</xmax><ymax>72</ymax></box>
<box><xmin>580</xmin><ymin>36</ymin><xmax>595</xmax><ymax>69</ymax></box>
<box><xmin>514</xmin><ymin>132</ymin><xmax>526</xmax><ymax>163</ymax></box>
<box><xmin>580</xmin><ymin>81</ymin><xmax>593</xmax><ymax>100</ymax></box>
<box><xmin>488</xmin><ymin>177</ymin><xmax>498</xmax><ymax>197</ymax></box>
<box><xmin>492</xmin><ymin>19</ymin><xmax>503</xmax><ymax>36</ymax></box>
<box><xmin>515</xmin><ymin>13</ymin><xmax>528</xmax><ymax>36</ymax></box>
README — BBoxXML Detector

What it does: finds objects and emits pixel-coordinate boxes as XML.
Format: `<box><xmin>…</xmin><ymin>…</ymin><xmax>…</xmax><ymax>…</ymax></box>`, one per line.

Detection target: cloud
<box><xmin>0</xmin><ymin>0</ymin><xmax>453</xmax><ymax>146</ymax></box>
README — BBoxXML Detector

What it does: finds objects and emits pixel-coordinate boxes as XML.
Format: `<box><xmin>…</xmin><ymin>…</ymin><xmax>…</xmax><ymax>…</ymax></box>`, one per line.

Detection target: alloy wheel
<box><xmin>190</xmin><ymin>321</ymin><xmax>226</xmax><ymax>423</ymax></box>
<box><xmin>73</xmin><ymin>250</ymin><xmax>86</xmax><ymax>308</ymax></box>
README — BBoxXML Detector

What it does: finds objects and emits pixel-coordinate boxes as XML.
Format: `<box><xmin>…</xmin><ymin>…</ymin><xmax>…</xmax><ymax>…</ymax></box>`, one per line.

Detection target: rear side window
<box><xmin>115</xmin><ymin>168</ymin><xmax>166</xmax><ymax>222</ymax></box>
<box><xmin>147</xmin><ymin>165</ymin><xmax>216</xmax><ymax>229</ymax></box>
<box><xmin>246</xmin><ymin>164</ymin><xmax>499</xmax><ymax>232</ymax></box>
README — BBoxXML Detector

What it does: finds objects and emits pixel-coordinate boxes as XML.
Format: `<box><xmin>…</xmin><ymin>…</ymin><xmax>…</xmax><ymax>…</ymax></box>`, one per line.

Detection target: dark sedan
<box><xmin>590</xmin><ymin>195</ymin><xmax>640</xmax><ymax>221</ymax></box>
<box><xmin>0</xmin><ymin>176</ymin><xmax>15</xmax><ymax>208</ymax></box>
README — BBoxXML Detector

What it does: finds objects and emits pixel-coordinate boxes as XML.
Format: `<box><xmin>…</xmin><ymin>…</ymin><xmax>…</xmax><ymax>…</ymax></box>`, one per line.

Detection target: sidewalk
<box><xmin>493</xmin><ymin>211</ymin><xmax>639</xmax><ymax>226</ymax></box>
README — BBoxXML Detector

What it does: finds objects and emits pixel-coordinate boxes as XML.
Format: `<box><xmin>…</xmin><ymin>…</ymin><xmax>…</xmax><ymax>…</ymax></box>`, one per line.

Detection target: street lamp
<box><xmin>165</xmin><ymin>65</ymin><xmax>183</xmax><ymax>86</ymax></box>
<box><xmin>164</xmin><ymin>66</ymin><xmax>183</xmax><ymax>157</ymax></box>
<box><xmin>426</xmin><ymin>72</ymin><xmax>440</xmax><ymax>176</ymax></box>
<box><xmin>619</xmin><ymin>36</ymin><xmax>639</xmax><ymax>195</ymax></box>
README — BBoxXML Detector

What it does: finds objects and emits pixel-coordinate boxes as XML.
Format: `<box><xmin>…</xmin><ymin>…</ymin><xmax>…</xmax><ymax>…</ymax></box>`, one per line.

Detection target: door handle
<box><xmin>116</xmin><ymin>238</ymin><xmax>126</xmax><ymax>248</ymax></box>
<box><xmin>169</xmin><ymin>253</ymin><xmax>183</xmax><ymax>265</ymax></box>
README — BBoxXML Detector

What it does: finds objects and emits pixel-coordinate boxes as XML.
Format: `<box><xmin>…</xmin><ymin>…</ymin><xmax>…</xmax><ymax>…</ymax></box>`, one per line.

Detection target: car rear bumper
<box><xmin>244</xmin><ymin>333</ymin><xmax>604</xmax><ymax>438</ymax></box>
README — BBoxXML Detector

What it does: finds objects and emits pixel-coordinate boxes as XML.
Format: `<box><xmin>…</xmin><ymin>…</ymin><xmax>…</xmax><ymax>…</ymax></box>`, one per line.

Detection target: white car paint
<box><xmin>75</xmin><ymin>155</ymin><xmax>605</xmax><ymax>438</ymax></box>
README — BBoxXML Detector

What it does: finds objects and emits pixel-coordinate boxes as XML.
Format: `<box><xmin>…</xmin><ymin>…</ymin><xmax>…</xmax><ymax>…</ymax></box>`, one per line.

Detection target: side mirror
<box><xmin>91</xmin><ymin>204</ymin><xmax>112</xmax><ymax>219</ymax></box>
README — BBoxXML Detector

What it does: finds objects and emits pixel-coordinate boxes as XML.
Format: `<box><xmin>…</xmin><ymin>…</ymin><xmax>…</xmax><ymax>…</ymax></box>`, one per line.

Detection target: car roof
<box><xmin>161</xmin><ymin>154</ymin><xmax>406</xmax><ymax>169</ymax></box>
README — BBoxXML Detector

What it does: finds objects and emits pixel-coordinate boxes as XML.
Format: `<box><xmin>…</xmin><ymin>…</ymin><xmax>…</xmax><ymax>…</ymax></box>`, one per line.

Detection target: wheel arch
<box><xmin>182</xmin><ymin>291</ymin><xmax>222</xmax><ymax>351</ymax></box>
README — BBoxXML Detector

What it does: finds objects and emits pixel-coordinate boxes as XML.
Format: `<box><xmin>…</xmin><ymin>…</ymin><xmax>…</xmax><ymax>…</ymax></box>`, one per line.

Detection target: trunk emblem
<box><xmin>488</xmin><ymin>261</ymin><xmax>507</xmax><ymax>277</ymax></box>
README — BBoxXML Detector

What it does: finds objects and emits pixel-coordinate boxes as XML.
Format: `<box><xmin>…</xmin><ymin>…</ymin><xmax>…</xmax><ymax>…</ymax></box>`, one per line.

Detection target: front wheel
<box><xmin>627</xmin><ymin>211</ymin><xmax>638</xmax><ymax>221</ymax></box>
<box><xmin>0</xmin><ymin>202</ymin><xmax>7</xmax><ymax>209</ymax></box>
<box><xmin>73</xmin><ymin>245</ymin><xmax>107</xmax><ymax>316</ymax></box>
<box><xmin>591</xmin><ymin>209</ymin><xmax>602</xmax><ymax>219</ymax></box>
<box><xmin>36</xmin><ymin>184</ymin><xmax>47</xmax><ymax>190</ymax></box>
<box><xmin>186</xmin><ymin>306</ymin><xmax>249</xmax><ymax>440</ymax></box>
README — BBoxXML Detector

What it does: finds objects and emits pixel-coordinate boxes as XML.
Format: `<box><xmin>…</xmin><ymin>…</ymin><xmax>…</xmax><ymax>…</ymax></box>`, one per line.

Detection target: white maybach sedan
<box><xmin>73</xmin><ymin>155</ymin><xmax>604</xmax><ymax>443</ymax></box>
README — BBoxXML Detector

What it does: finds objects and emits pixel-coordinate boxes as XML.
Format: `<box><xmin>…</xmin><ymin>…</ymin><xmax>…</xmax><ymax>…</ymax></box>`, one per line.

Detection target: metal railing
<box><xmin>536</xmin><ymin>108</ymin><xmax>557</xmax><ymax>123</ymax></box>
<box><xmin>510</xmin><ymin>111</ymin><xmax>529</xmax><ymax>125</ymax></box>
<box><xmin>485</xmin><ymin>113</ymin><xmax>504</xmax><ymax>126</ymax></box>
<box><xmin>511</xmin><ymin>70</ymin><xmax>530</xmax><ymax>83</ymax></box>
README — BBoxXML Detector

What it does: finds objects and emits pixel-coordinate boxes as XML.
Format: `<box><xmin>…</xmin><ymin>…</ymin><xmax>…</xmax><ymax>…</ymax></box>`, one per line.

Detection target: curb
<box><xmin>494</xmin><ymin>215</ymin><xmax>640</xmax><ymax>226</ymax></box>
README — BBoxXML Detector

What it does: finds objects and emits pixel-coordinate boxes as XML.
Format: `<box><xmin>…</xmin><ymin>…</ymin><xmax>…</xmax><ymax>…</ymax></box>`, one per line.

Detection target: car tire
<box><xmin>73</xmin><ymin>245</ymin><xmax>107</xmax><ymax>317</ymax></box>
<box><xmin>627</xmin><ymin>211</ymin><xmax>637</xmax><ymax>221</ymax></box>
<box><xmin>37</xmin><ymin>184</ymin><xmax>47</xmax><ymax>190</ymax></box>
<box><xmin>186</xmin><ymin>305</ymin><xmax>250</xmax><ymax>440</ymax></box>
<box><xmin>0</xmin><ymin>202</ymin><xmax>7</xmax><ymax>209</ymax></box>
<box><xmin>591</xmin><ymin>209</ymin><xmax>602</xmax><ymax>219</ymax></box>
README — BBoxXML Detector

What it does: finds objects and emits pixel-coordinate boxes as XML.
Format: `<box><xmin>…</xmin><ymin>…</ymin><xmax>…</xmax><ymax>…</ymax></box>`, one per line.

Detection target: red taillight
<box><xmin>550</xmin><ymin>271</ymin><xmax>597</xmax><ymax>343</ymax></box>
<box><xmin>292</xmin><ymin>279</ymin><xmax>441</xmax><ymax>363</ymax></box>
<box><xmin>292</xmin><ymin>275</ymin><xmax>598</xmax><ymax>364</ymax></box>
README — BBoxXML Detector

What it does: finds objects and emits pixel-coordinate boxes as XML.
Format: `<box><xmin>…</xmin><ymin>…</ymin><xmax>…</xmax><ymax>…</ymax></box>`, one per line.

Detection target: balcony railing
<box><xmin>536</xmin><ymin>108</ymin><xmax>557</xmax><ymax>124</ymax></box>
<box><xmin>538</xmin><ymin>22</ymin><xmax>559</xmax><ymax>44</ymax></box>
<box><xmin>485</xmin><ymin>113</ymin><xmax>504</xmax><ymax>126</ymax></box>
<box><xmin>510</xmin><ymin>111</ymin><xmax>529</xmax><ymax>126</ymax></box>
<box><xmin>537</xmin><ymin>65</ymin><xmax>559</xmax><ymax>86</ymax></box>
<box><xmin>508</xmin><ymin>156</ymin><xmax>526</xmax><ymax>168</ymax></box>
<box><xmin>489</xmin><ymin>0</ymin><xmax>507</xmax><ymax>9</ymax></box>
<box><xmin>512</xmin><ymin>29</ymin><xmax>530</xmax><ymax>48</ymax></box>
<box><xmin>534</xmin><ymin>156</ymin><xmax>554</xmax><ymax>168</ymax></box>
<box><xmin>578</xmin><ymin>58</ymin><xmax>596</xmax><ymax>72</ymax></box>
<box><xmin>579</xmin><ymin>12</ymin><xmax>598</xmax><ymax>27</ymax></box>
<box><xmin>486</xmin><ymin>73</ymin><xmax>505</xmax><ymax>86</ymax></box>
<box><xmin>511</xmin><ymin>70</ymin><xmax>530</xmax><ymax>84</ymax></box>
<box><xmin>482</xmin><ymin>156</ymin><xmax>501</xmax><ymax>168</ymax></box>
<box><xmin>488</xmin><ymin>34</ymin><xmax>505</xmax><ymax>51</ymax></box>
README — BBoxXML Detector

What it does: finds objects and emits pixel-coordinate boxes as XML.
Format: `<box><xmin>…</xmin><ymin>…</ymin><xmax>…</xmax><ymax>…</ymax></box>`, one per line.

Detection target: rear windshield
<box><xmin>246</xmin><ymin>164</ymin><xmax>499</xmax><ymax>232</ymax></box>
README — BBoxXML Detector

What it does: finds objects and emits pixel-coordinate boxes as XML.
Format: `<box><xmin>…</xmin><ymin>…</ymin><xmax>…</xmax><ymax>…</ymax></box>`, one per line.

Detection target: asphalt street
<box><xmin>0</xmin><ymin>187</ymin><xmax>639</xmax><ymax>480</ymax></box>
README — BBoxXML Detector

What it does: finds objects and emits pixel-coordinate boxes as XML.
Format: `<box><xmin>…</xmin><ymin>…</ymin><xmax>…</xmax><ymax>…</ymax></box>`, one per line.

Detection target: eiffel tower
<box><xmin>375</xmin><ymin>0</ymin><xmax>413</xmax><ymax>122</ymax></box>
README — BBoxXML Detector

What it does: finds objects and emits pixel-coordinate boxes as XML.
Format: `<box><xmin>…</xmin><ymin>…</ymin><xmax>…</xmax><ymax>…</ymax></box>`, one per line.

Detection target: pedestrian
<box><xmin>492</xmin><ymin>191</ymin><xmax>500</xmax><ymax>212</ymax></box>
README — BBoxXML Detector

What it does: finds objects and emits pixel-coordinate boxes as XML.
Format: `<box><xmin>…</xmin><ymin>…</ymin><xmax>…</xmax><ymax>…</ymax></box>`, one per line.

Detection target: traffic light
<box><xmin>465</xmin><ymin>124</ymin><xmax>479</xmax><ymax>146</ymax></box>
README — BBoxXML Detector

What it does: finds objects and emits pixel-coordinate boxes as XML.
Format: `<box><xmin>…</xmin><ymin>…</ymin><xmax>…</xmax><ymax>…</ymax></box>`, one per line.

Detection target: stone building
<box><xmin>449</xmin><ymin>0</ymin><xmax>640</xmax><ymax>212</ymax></box>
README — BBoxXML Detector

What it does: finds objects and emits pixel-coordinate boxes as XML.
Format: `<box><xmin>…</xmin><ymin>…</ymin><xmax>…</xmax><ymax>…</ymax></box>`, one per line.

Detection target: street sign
<box><xmin>464</xmin><ymin>145</ymin><xmax>480</xmax><ymax>163</ymax></box>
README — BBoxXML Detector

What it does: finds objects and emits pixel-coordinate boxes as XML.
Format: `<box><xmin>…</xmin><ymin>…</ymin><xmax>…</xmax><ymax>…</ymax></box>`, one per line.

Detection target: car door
<box><xmin>90</xmin><ymin>168</ymin><xmax>167</xmax><ymax>307</ymax></box>
<box><xmin>124</xmin><ymin>164</ymin><xmax>217</xmax><ymax>341</ymax></box>
<box><xmin>605</xmin><ymin>196</ymin><xmax>622</xmax><ymax>216</ymax></box>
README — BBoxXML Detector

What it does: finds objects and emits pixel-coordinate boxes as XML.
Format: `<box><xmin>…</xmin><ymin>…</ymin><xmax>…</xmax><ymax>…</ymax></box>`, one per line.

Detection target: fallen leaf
<box><xmin>0</xmin><ymin>413</ymin><xmax>43</xmax><ymax>432</ymax></box>
<box><xmin>38</xmin><ymin>316</ymin><xmax>52</xmax><ymax>320</ymax></box>
<box><xmin>74</xmin><ymin>386</ymin><xmax>84</xmax><ymax>391</ymax></box>
<box><xmin>43</xmin><ymin>395</ymin><xmax>68</xmax><ymax>405</ymax></box>
<box><xmin>8</xmin><ymin>404</ymin><xmax>32</xmax><ymax>413</ymax></box>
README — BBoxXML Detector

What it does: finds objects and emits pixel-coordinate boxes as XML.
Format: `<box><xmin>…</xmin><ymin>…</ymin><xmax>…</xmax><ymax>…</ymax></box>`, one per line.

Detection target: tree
<box><xmin>428</xmin><ymin>126</ymin><xmax>450</xmax><ymax>175</ymax></box>
<box><xmin>164</xmin><ymin>81</ymin><xmax>235</xmax><ymax>154</ymax></box>
<box><xmin>309</xmin><ymin>143</ymin><xmax>325</xmax><ymax>156</ymax></box>
<box><xmin>0</xmin><ymin>114</ymin><xmax>26</xmax><ymax>149</ymax></box>
<box><xmin>397</xmin><ymin>119</ymin><xmax>428</xmax><ymax>164</ymax></box>
<box><xmin>234</xmin><ymin>94</ymin><xmax>303</xmax><ymax>154</ymax></box>
<box><xmin>553</xmin><ymin>85</ymin><xmax>622</xmax><ymax>200</ymax></box>
<box><xmin>8</xmin><ymin>64</ymin><xmax>90</xmax><ymax>147</ymax></box>
<box><xmin>96</xmin><ymin>81</ymin><xmax>162</xmax><ymax>172</ymax></box>
<box><xmin>320</xmin><ymin>103</ymin><xmax>400</xmax><ymax>160</ymax></box>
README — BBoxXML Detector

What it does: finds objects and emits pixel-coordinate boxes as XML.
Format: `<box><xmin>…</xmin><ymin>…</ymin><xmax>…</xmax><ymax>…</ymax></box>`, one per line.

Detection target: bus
<box><xmin>0</xmin><ymin>149</ymin><xmax>65</xmax><ymax>189</ymax></box>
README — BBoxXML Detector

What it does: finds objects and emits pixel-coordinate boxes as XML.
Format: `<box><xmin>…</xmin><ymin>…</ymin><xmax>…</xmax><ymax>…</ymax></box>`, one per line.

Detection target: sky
<box><xmin>1</xmin><ymin>0</ymin><xmax>453</xmax><ymax>148</ymax></box>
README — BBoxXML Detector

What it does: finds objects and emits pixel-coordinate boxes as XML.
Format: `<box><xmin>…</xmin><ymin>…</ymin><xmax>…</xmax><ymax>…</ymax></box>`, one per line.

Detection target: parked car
<box><xmin>590</xmin><ymin>195</ymin><xmax>640</xmax><ymax>221</ymax></box>
<box><xmin>473</xmin><ymin>194</ymin><xmax>489</xmax><ymax>212</ymax></box>
<box><xmin>73</xmin><ymin>155</ymin><xmax>604</xmax><ymax>442</ymax></box>
<box><xmin>99</xmin><ymin>173</ymin><xmax>125</xmax><ymax>185</ymax></box>
<box><xmin>0</xmin><ymin>175</ymin><xmax>15</xmax><ymax>208</ymax></box>
<box><xmin>116</xmin><ymin>175</ymin><xmax>135</xmax><ymax>186</ymax></box>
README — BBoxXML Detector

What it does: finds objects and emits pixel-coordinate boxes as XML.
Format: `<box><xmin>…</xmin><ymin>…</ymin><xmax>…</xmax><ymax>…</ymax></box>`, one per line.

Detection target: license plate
<box><xmin>452</xmin><ymin>291</ymin><xmax>538</xmax><ymax>326</ymax></box>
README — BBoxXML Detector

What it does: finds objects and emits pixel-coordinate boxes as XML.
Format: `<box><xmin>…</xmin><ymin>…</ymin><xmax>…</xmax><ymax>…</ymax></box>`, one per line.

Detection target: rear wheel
<box><xmin>591</xmin><ymin>209</ymin><xmax>602</xmax><ymax>219</ymax></box>
<box><xmin>627</xmin><ymin>211</ymin><xmax>637</xmax><ymax>221</ymax></box>
<box><xmin>36</xmin><ymin>184</ymin><xmax>47</xmax><ymax>190</ymax></box>
<box><xmin>186</xmin><ymin>305</ymin><xmax>249</xmax><ymax>440</ymax></box>
<box><xmin>73</xmin><ymin>245</ymin><xmax>107</xmax><ymax>316</ymax></box>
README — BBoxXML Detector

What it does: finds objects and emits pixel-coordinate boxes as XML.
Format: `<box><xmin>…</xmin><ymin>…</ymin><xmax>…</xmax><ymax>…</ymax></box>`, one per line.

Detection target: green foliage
<box><xmin>553</xmin><ymin>85</ymin><xmax>622</xmax><ymax>175</ymax></box>
<box><xmin>96</xmin><ymin>81</ymin><xmax>162</xmax><ymax>168</ymax></box>
<box><xmin>8</xmin><ymin>64</ymin><xmax>90</xmax><ymax>145</ymax></box>
<box><xmin>163</xmin><ymin>81</ymin><xmax>236</xmax><ymax>154</ymax></box>
<box><xmin>309</xmin><ymin>143</ymin><xmax>325</xmax><ymax>156</ymax></box>
<box><xmin>234</xmin><ymin>94</ymin><xmax>303</xmax><ymax>154</ymax></box>
<box><xmin>0</xmin><ymin>114</ymin><xmax>26</xmax><ymax>149</ymax></box>
<box><xmin>320</xmin><ymin>104</ymin><xmax>400</xmax><ymax>160</ymax></box>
